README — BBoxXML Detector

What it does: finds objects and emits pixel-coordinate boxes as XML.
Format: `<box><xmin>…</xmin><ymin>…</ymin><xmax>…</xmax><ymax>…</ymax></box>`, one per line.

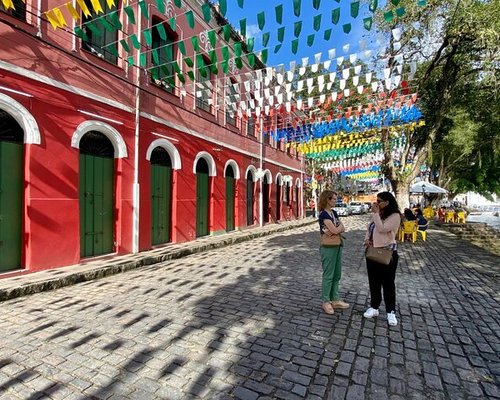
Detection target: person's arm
<box><xmin>372</xmin><ymin>213</ymin><xmax>401</xmax><ymax>233</ymax></box>
<box><xmin>323</xmin><ymin>219</ymin><xmax>344</xmax><ymax>235</ymax></box>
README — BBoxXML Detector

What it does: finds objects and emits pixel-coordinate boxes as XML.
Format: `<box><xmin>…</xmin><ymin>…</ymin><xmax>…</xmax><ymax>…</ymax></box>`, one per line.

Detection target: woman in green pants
<box><xmin>318</xmin><ymin>190</ymin><xmax>349</xmax><ymax>315</ymax></box>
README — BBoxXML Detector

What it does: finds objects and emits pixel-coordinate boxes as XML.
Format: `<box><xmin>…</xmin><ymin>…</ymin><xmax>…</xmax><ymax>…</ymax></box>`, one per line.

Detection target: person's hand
<box><xmin>363</xmin><ymin>239</ymin><xmax>372</xmax><ymax>248</ymax></box>
<box><xmin>371</xmin><ymin>202</ymin><xmax>379</xmax><ymax>213</ymax></box>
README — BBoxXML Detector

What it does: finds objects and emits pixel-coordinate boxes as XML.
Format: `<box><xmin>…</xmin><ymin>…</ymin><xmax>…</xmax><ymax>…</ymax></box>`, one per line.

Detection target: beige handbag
<box><xmin>320</xmin><ymin>234</ymin><xmax>342</xmax><ymax>247</ymax></box>
<box><xmin>365</xmin><ymin>246</ymin><xmax>393</xmax><ymax>265</ymax></box>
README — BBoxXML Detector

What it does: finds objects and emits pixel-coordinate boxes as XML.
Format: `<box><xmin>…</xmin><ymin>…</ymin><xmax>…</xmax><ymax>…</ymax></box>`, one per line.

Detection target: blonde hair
<box><xmin>318</xmin><ymin>190</ymin><xmax>336</xmax><ymax>211</ymax></box>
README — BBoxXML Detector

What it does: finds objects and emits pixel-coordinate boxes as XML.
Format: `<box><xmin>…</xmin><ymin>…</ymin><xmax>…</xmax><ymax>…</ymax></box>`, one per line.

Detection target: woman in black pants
<box><xmin>363</xmin><ymin>192</ymin><xmax>401</xmax><ymax>326</ymax></box>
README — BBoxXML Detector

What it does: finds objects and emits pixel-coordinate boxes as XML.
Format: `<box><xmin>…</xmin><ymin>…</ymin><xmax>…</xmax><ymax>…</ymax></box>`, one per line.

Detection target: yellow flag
<box><xmin>65</xmin><ymin>2</ymin><xmax>80</xmax><ymax>20</ymax></box>
<box><xmin>53</xmin><ymin>7</ymin><xmax>67</xmax><ymax>27</ymax></box>
<box><xmin>106</xmin><ymin>0</ymin><xmax>114</xmax><ymax>8</ymax></box>
<box><xmin>89</xmin><ymin>0</ymin><xmax>103</xmax><ymax>14</ymax></box>
<box><xmin>76</xmin><ymin>0</ymin><xmax>91</xmax><ymax>17</ymax></box>
<box><xmin>45</xmin><ymin>10</ymin><xmax>60</xmax><ymax>29</ymax></box>
<box><xmin>1</xmin><ymin>0</ymin><xmax>15</xmax><ymax>10</ymax></box>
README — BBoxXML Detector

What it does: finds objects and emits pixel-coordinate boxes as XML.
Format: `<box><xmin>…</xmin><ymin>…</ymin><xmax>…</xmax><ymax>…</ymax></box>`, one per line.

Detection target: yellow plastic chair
<box><xmin>398</xmin><ymin>226</ymin><xmax>404</xmax><ymax>241</ymax></box>
<box><xmin>423</xmin><ymin>207</ymin><xmax>434</xmax><ymax>219</ymax></box>
<box><xmin>401</xmin><ymin>221</ymin><xmax>417</xmax><ymax>243</ymax></box>
<box><xmin>444</xmin><ymin>212</ymin><xmax>455</xmax><ymax>223</ymax></box>
<box><xmin>417</xmin><ymin>224</ymin><xmax>428</xmax><ymax>241</ymax></box>
<box><xmin>456</xmin><ymin>211</ymin><xmax>466</xmax><ymax>223</ymax></box>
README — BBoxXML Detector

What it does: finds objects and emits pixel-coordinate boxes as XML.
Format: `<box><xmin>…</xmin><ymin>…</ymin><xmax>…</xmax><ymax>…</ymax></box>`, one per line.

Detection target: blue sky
<box><xmin>222</xmin><ymin>0</ymin><xmax>380</xmax><ymax>69</ymax></box>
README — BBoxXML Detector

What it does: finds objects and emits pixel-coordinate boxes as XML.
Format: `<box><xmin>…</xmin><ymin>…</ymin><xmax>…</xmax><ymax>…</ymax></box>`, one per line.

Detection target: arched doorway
<box><xmin>263</xmin><ymin>175</ymin><xmax>270</xmax><ymax>223</ymax></box>
<box><xmin>79</xmin><ymin>131</ymin><xmax>114</xmax><ymax>258</ymax></box>
<box><xmin>151</xmin><ymin>147</ymin><xmax>172</xmax><ymax>245</ymax></box>
<box><xmin>0</xmin><ymin>109</ymin><xmax>23</xmax><ymax>272</ymax></box>
<box><xmin>196</xmin><ymin>158</ymin><xmax>210</xmax><ymax>237</ymax></box>
<box><xmin>225</xmin><ymin>165</ymin><xmax>235</xmax><ymax>231</ymax></box>
<box><xmin>246</xmin><ymin>170</ymin><xmax>254</xmax><ymax>226</ymax></box>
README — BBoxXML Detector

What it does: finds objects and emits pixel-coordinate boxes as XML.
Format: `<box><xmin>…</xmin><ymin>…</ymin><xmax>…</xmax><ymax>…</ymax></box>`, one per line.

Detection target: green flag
<box><xmin>274</xmin><ymin>44</ymin><xmax>282</xmax><ymax>53</ymax></box>
<box><xmin>222</xmin><ymin>61</ymin><xmax>229</xmax><ymax>74</ymax></box>
<box><xmin>247</xmin><ymin>53</ymin><xmax>255</xmax><ymax>67</ymax></box>
<box><xmin>262</xmin><ymin>32</ymin><xmax>270</xmax><ymax>47</ymax></box>
<box><xmin>155</xmin><ymin>0</ymin><xmax>165</xmax><ymax>14</ymax></box>
<box><xmin>246</xmin><ymin>37</ymin><xmax>254</xmax><ymax>52</ymax></box>
<box><xmin>391</xmin><ymin>0</ymin><xmax>400</xmax><ymax>5</ymax></box>
<box><xmin>275</xmin><ymin>4</ymin><xmax>283</xmax><ymax>24</ymax></box>
<box><xmin>395</xmin><ymin>7</ymin><xmax>406</xmax><ymax>17</ymax></box>
<box><xmin>313</xmin><ymin>14</ymin><xmax>321</xmax><ymax>31</ymax></box>
<box><xmin>294</xmin><ymin>21</ymin><xmax>302</xmax><ymax>37</ymax></box>
<box><xmin>185</xmin><ymin>11</ymin><xmax>194</xmax><ymax>29</ymax></box>
<box><xmin>177</xmin><ymin>73</ymin><xmax>185</xmax><ymax>84</ymax></box>
<box><xmin>277</xmin><ymin>27</ymin><xmax>285</xmax><ymax>42</ymax></box>
<box><xmin>86</xmin><ymin>22</ymin><xmax>101</xmax><ymax>37</ymax></box>
<box><xmin>343</xmin><ymin>23</ymin><xmax>351</xmax><ymax>34</ymax></box>
<box><xmin>74</xmin><ymin>27</ymin><xmax>88</xmax><ymax>41</ymax></box>
<box><xmin>138</xmin><ymin>1</ymin><xmax>148</xmax><ymax>20</ymax></box>
<box><xmin>291</xmin><ymin>38</ymin><xmax>299</xmax><ymax>54</ymax></box>
<box><xmin>237</xmin><ymin>0</ymin><xmax>244</xmax><ymax>8</ymax></box>
<box><xmin>108</xmin><ymin>11</ymin><xmax>122</xmax><ymax>30</ymax></box>
<box><xmin>223</xmin><ymin>25</ymin><xmax>231</xmax><ymax>41</ymax></box>
<box><xmin>313</xmin><ymin>0</ymin><xmax>321</xmax><ymax>9</ymax></box>
<box><xmin>221</xmin><ymin>46</ymin><xmax>229</xmax><ymax>61</ymax></box>
<box><xmin>156</xmin><ymin>24</ymin><xmax>166</xmax><ymax>40</ymax></box>
<box><xmin>239</xmin><ymin>18</ymin><xmax>246</xmax><ymax>37</ymax></box>
<box><xmin>235</xmin><ymin>57</ymin><xmax>243</xmax><ymax>69</ymax></box>
<box><xmin>234</xmin><ymin>42</ymin><xmax>242</xmax><ymax>57</ymax></box>
<box><xmin>124</xmin><ymin>6</ymin><xmax>135</xmax><ymax>24</ymax></box>
<box><xmin>151</xmin><ymin>48</ymin><xmax>159</xmax><ymax>65</ymax></box>
<box><xmin>120</xmin><ymin>39</ymin><xmax>130</xmax><ymax>52</ymax></box>
<box><xmin>98</xmin><ymin>17</ymin><xmax>114</xmax><ymax>32</ymax></box>
<box><xmin>260</xmin><ymin>49</ymin><xmax>268</xmax><ymax>63</ymax></box>
<box><xmin>293</xmin><ymin>0</ymin><xmax>301</xmax><ymax>16</ymax></box>
<box><xmin>208</xmin><ymin>30</ymin><xmax>216</xmax><ymax>47</ymax></box>
<box><xmin>257</xmin><ymin>11</ymin><xmax>265</xmax><ymax>30</ymax></box>
<box><xmin>307</xmin><ymin>34</ymin><xmax>315</xmax><ymax>47</ymax></box>
<box><xmin>139</xmin><ymin>53</ymin><xmax>147</xmax><ymax>67</ymax></box>
<box><xmin>332</xmin><ymin>8</ymin><xmax>340</xmax><ymax>24</ymax></box>
<box><xmin>127</xmin><ymin>56</ymin><xmax>134</xmax><ymax>66</ymax></box>
<box><xmin>169</xmin><ymin>17</ymin><xmax>176</xmax><ymax>31</ymax></box>
<box><xmin>187</xmin><ymin>70</ymin><xmax>194</xmax><ymax>81</ymax></box>
<box><xmin>172</xmin><ymin>61</ymin><xmax>180</xmax><ymax>73</ymax></box>
<box><xmin>369</xmin><ymin>0</ymin><xmax>378</xmax><ymax>12</ymax></box>
<box><xmin>363</xmin><ymin>16</ymin><xmax>372</xmax><ymax>30</ymax></box>
<box><xmin>417</xmin><ymin>0</ymin><xmax>427</xmax><ymax>5</ymax></box>
<box><xmin>143</xmin><ymin>28</ymin><xmax>152</xmax><ymax>46</ymax></box>
<box><xmin>184</xmin><ymin>57</ymin><xmax>194</xmax><ymax>68</ymax></box>
<box><xmin>178</xmin><ymin>40</ymin><xmax>186</xmax><ymax>55</ymax></box>
<box><xmin>219</xmin><ymin>0</ymin><xmax>227</xmax><ymax>16</ymax></box>
<box><xmin>384</xmin><ymin>10</ymin><xmax>394</xmax><ymax>22</ymax></box>
<box><xmin>209</xmin><ymin>50</ymin><xmax>217</xmax><ymax>65</ymax></box>
<box><xmin>201</xmin><ymin>2</ymin><xmax>211</xmax><ymax>22</ymax></box>
<box><xmin>324</xmin><ymin>28</ymin><xmax>332</xmax><ymax>40</ymax></box>
<box><xmin>350</xmin><ymin>1</ymin><xmax>359</xmax><ymax>18</ymax></box>
<box><xmin>191</xmin><ymin>36</ymin><xmax>199</xmax><ymax>52</ymax></box>
<box><xmin>173</xmin><ymin>0</ymin><xmax>181</xmax><ymax>7</ymax></box>
<box><xmin>130</xmin><ymin>34</ymin><xmax>141</xmax><ymax>50</ymax></box>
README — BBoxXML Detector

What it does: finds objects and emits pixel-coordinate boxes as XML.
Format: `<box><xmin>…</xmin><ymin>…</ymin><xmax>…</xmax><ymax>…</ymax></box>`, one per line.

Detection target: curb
<box><xmin>0</xmin><ymin>219</ymin><xmax>317</xmax><ymax>302</ymax></box>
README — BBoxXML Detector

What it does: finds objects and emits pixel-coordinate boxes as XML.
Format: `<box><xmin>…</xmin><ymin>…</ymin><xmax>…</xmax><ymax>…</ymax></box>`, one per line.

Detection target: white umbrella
<box><xmin>410</xmin><ymin>181</ymin><xmax>447</xmax><ymax>194</ymax></box>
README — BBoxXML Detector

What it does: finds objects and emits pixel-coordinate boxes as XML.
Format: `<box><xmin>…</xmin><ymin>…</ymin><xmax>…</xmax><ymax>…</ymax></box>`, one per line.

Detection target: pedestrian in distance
<box><xmin>403</xmin><ymin>208</ymin><xmax>416</xmax><ymax>221</ymax></box>
<box><xmin>318</xmin><ymin>190</ymin><xmax>348</xmax><ymax>315</ymax></box>
<box><xmin>363</xmin><ymin>191</ymin><xmax>402</xmax><ymax>326</ymax></box>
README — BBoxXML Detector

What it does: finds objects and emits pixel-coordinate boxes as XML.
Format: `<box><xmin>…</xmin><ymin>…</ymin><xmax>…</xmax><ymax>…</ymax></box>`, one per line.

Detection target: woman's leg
<box><xmin>330</xmin><ymin>246</ymin><xmax>343</xmax><ymax>301</ymax></box>
<box><xmin>366</xmin><ymin>258</ymin><xmax>383</xmax><ymax>309</ymax></box>
<box><xmin>382</xmin><ymin>252</ymin><xmax>399</xmax><ymax>312</ymax></box>
<box><xmin>320</xmin><ymin>247</ymin><xmax>336</xmax><ymax>303</ymax></box>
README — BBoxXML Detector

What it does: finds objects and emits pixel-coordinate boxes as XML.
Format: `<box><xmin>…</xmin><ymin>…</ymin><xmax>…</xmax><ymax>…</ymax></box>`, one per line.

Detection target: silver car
<box><xmin>334</xmin><ymin>204</ymin><xmax>351</xmax><ymax>216</ymax></box>
<box><xmin>349</xmin><ymin>202</ymin><xmax>364</xmax><ymax>215</ymax></box>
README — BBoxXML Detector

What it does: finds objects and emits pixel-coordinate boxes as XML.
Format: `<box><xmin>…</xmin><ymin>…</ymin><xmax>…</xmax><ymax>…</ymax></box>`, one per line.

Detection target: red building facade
<box><xmin>0</xmin><ymin>0</ymin><xmax>304</xmax><ymax>274</ymax></box>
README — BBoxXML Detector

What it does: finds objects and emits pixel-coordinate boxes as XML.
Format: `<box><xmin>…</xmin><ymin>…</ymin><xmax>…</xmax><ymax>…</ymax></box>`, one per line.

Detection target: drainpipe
<box><xmin>132</xmin><ymin>11</ymin><xmax>142</xmax><ymax>254</ymax></box>
<box><xmin>259</xmin><ymin>117</ymin><xmax>264</xmax><ymax>227</ymax></box>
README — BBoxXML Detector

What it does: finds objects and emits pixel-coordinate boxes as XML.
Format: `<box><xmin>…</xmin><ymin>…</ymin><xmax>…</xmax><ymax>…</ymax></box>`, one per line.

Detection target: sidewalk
<box><xmin>0</xmin><ymin>218</ymin><xmax>316</xmax><ymax>302</ymax></box>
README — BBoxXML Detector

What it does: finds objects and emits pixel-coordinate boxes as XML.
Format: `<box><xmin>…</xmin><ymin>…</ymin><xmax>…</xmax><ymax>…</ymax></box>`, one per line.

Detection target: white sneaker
<box><xmin>387</xmin><ymin>311</ymin><xmax>398</xmax><ymax>326</ymax></box>
<box><xmin>363</xmin><ymin>307</ymin><xmax>379</xmax><ymax>318</ymax></box>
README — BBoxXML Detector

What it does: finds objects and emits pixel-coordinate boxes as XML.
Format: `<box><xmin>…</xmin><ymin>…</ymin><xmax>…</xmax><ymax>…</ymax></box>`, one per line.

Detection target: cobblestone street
<box><xmin>0</xmin><ymin>216</ymin><xmax>499</xmax><ymax>399</ymax></box>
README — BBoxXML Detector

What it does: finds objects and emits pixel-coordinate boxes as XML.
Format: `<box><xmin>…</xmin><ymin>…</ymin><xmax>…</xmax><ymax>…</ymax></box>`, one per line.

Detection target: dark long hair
<box><xmin>377</xmin><ymin>191</ymin><xmax>401</xmax><ymax>220</ymax></box>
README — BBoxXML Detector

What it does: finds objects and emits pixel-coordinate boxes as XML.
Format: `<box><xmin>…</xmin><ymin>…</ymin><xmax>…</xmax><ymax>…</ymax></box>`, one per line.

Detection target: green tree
<box><xmin>373</xmin><ymin>0</ymin><xmax>500</xmax><ymax>207</ymax></box>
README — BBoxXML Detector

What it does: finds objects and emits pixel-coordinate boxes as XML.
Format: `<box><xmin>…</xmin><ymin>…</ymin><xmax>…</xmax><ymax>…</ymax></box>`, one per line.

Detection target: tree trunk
<box><xmin>393</xmin><ymin>182</ymin><xmax>411</xmax><ymax>210</ymax></box>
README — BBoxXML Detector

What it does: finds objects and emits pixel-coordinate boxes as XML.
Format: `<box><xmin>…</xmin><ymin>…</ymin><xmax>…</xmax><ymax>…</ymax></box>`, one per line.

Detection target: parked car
<box><xmin>334</xmin><ymin>203</ymin><xmax>352</xmax><ymax>216</ymax></box>
<box><xmin>363</xmin><ymin>202</ymin><xmax>372</xmax><ymax>213</ymax></box>
<box><xmin>349</xmin><ymin>201</ymin><xmax>365</xmax><ymax>215</ymax></box>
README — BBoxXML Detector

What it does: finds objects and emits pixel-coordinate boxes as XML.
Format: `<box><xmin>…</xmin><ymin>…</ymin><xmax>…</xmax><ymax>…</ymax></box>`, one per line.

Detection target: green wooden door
<box><xmin>151</xmin><ymin>154</ymin><xmax>172</xmax><ymax>245</ymax></box>
<box><xmin>295</xmin><ymin>186</ymin><xmax>299</xmax><ymax>217</ymax></box>
<box><xmin>225</xmin><ymin>173</ymin><xmax>235</xmax><ymax>232</ymax></box>
<box><xmin>246</xmin><ymin>173</ymin><xmax>254</xmax><ymax>226</ymax></box>
<box><xmin>276</xmin><ymin>184</ymin><xmax>281</xmax><ymax>221</ymax></box>
<box><xmin>196</xmin><ymin>159</ymin><xmax>209</xmax><ymax>237</ymax></box>
<box><xmin>263</xmin><ymin>177</ymin><xmax>270</xmax><ymax>223</ymax></box>
<box><xmin>80</xmin><ymin>154</ymin><xmax>114</xmax><ymax>258</ymax></box>
<box><xmin>0</xmin><ymin>141</ymin><xmax>23</xmax><ymax>272</ymax></box>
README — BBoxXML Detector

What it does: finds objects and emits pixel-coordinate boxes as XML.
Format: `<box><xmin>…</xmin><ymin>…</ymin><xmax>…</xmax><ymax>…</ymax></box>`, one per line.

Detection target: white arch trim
<box><xmin>145</xmin><ymin>138</ymin><xmax>182</xmax><ymax>170</ymax></box>
<box><xmin>295</xmin><ymin>178</ymin><xmax>302</xmax><ymax>188</ymax></box>
<box><xmin>263</xmin><ymin>169</ymin><xmax>272</xmax><ymax>184</ymax></box>
<box><xmin>193</xmin><ymin>151</ymin><xmax>217</xmax><ymax>176</ymax></box>
<box><xmin>275</xmin><ymin>172</ymin><xmax>283</xmax><ymax>186</ymax></box>
<box><xmin>72</xmin><ymin>120</ymin><xmax>127</xmax><ymax>158</ymax></box>
<box><xmin>245</xmin><ymin>165</ymin><xmax>257</xmax><ymax>182</ymax></box>
<box><xmin>0</xmin><ymin>93</ymin><xmax>41</xmax><ymax>144</ymax></box>
<box><xmin>223</xmin><ymin>159</ymin><xmax>240</xmax><ymax>179</ymax></box>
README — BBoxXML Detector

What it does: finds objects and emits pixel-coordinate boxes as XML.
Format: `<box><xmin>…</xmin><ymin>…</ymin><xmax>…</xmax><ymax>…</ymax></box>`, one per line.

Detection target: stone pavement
<box><xmin>0</xmin><ymin>216</ymin><xmax>499</xmax><ymax>400</ymax></box>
